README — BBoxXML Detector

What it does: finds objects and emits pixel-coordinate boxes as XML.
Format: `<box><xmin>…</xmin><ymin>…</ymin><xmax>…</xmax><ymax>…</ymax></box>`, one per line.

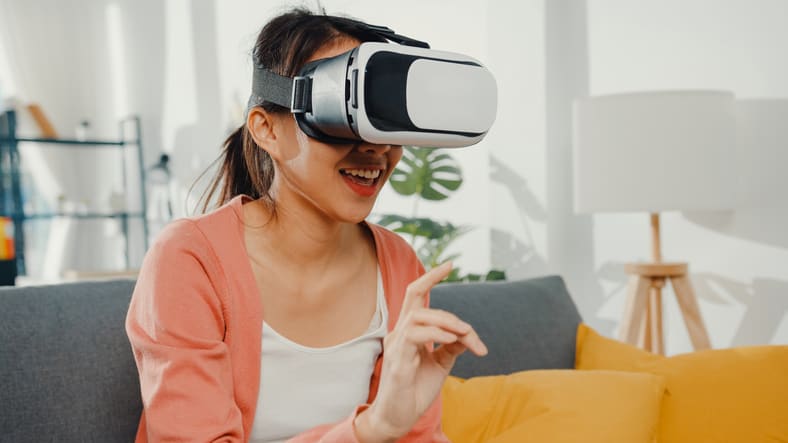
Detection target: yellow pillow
<box><xmin>575</xmin><ymin>323</ymin><xmax>788</xmax><ymax>442</ymax></box>
<box><xmin>441</xmin><ymin>369</ymin><xmax>665</xmax><ymax>443</ymax></box>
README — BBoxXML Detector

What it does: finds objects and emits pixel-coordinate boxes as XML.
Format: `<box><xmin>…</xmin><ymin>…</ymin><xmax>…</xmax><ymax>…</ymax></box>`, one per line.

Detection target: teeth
<box><xmin>343</xmin><ymin>169</ymin><xmax>381</xmax><ymax>179</ymax></box>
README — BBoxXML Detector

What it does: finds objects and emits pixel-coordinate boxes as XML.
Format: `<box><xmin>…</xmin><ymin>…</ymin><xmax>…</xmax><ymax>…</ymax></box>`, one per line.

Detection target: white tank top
<box><xmin>249</xmin><ymin>268</ymin><xmax>388</xmax><ymax>443</ymax></box>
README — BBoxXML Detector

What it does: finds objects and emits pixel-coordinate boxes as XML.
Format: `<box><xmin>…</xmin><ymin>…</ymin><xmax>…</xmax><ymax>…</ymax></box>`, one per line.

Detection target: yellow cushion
<box><xmin>575</xmin><ymin>323</ymin><xmax>788</xmax><ymax>442</ymax></box>
<box><xmin>440</xmin><ymin>369</ymin><xmax>665</xmax><ymax>443</ymax></box>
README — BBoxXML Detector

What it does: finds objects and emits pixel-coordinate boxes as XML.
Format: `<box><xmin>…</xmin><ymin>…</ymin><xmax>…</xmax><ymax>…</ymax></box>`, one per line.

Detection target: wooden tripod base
<box><xmin>619</xmin><ymin>262</ymin><xmax>711</xmax><ymax>354</ymax></box>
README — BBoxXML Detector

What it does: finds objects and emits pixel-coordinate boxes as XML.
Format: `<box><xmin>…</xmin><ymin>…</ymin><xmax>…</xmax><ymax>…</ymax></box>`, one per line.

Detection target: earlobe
<box><xmin>246</xmin><ymin>107</ymin><xmax>281</xmax><ymax>158</ymax></box>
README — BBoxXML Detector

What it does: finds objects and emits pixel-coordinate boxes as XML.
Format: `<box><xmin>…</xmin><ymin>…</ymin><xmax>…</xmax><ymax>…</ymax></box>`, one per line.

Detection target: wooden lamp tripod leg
<box><xmin>620</xmin><ymin>275</ymin><xmax>651</xmax><ymax>345</ymax></box>
<box><xmin>650</xmin><ymin>282</ymin><xmax>665</xmax><ymax>355</ymax></box>
<box><xmin>648</xmin><ymin>214</ymin><xmax>665</xmax><ymax>354</ymax></box>
<box><xmin>639</xmin><ymin>284</ymin><xmax>653</xmax><ymax>350</ymax></box>
<box><xmin>671</xmin><ymin>275</ymin><xmax>711</xmax><ymax>350</ymax></box>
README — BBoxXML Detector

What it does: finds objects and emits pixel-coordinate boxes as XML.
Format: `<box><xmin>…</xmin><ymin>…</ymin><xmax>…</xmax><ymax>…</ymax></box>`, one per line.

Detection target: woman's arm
<box><xmin>362</xmin><ymin>262</ymin><xmax>484</xmax><ymax>442</ymax></box>
<box><xmin>126</xmin><ymin>220</ymin><xmax>244</xmax><ymax>442</ymax></box>
<box><xmin>292</xmin><ymin>263</ymin><xmax>477</xmax><ymax>443</ymax></box>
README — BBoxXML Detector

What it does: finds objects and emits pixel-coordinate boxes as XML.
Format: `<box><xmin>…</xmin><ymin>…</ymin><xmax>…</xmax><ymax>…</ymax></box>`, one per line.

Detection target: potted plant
<box><xmin>377</xmin><ymin>147</ymin><xmax>505</xmax><ymax>283</ymax></box>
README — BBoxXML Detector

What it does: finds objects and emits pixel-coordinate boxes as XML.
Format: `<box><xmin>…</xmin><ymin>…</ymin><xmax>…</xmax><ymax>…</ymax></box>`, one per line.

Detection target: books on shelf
<box><xmin>0</xmin><ymin>217</ymin><xmax>14</xmax><ymax>260</ymax></box>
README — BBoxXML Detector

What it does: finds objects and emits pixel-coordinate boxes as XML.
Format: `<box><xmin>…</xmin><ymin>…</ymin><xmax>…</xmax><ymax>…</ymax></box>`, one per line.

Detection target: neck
<box><xmin>245</xmin><ymin>186</ymin><xmax>360</xmax><ymax>270</ymax></box>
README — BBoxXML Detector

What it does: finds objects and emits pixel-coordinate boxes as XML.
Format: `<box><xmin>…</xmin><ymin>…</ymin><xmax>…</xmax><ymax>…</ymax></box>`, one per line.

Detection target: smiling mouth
<box><xmin>340</xmin><ymin>168</ymin><xmax>382</xmax><ymax>184</ymax></box>
<box><xmin>339</xmin><ymin>168</ymin><xmax>384</xmax><ymax>196</ymax></box>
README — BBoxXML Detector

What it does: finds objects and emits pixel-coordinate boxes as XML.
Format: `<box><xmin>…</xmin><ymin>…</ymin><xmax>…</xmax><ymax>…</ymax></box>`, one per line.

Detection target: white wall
<box><xmin>486</xmin><ymin>0</ymin><xmax>549</xmax><ymax>280</ymax></box>
<box><xmin>577</xmin><ymin>0</ymin><xmax>788</xmax><ymax>352</ymax></box>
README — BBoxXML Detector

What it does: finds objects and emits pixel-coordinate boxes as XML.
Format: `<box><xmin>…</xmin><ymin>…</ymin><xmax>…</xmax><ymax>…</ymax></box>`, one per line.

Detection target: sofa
<box><xmin>0</xmin><ymin>276</ymin><xmax>581</xmax><ymax>442</ymax></box>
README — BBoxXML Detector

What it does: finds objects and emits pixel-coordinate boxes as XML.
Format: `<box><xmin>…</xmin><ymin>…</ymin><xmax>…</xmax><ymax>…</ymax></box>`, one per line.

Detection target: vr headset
<box><xmin>248</xmin><ymin>20</ymin><xmax>497</xmax><ymax>148</ymax></box>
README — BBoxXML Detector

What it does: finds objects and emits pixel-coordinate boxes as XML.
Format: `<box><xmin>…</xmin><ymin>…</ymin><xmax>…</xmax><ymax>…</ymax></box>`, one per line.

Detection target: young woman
<box><xmin>126</xmin><ymin>8</ymin><xmax>487</xmax><ymax>443</ymax></box>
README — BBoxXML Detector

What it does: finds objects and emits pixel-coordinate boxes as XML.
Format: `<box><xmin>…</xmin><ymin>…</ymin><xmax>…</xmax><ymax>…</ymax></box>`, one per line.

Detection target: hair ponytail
<box><xmin>199</xmin><ymin>124</ymin><xmax>274</xmax><ymax>213</ymax></box>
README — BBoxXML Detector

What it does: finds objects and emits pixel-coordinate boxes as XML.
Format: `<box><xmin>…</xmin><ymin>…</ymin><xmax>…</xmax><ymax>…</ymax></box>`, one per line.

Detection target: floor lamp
<box><xmin>573</xmin><ymin>90</ymin><xmax>737</xmax><ymax>354</ymax></box>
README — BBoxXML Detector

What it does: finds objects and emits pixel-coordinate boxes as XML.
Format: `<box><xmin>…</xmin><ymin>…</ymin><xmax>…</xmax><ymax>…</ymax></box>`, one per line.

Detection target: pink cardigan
<box><xmin>126</xmin><ymin>195</ymin><xmax>448</xmax><ymax>442</ymax></box>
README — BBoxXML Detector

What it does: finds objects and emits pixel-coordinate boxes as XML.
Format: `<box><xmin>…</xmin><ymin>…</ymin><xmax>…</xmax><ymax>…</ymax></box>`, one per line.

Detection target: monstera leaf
<box><xmin>378</xmin><ymin>146</ymin><xmax>507</xmax><ymax>284</ymax></box>
<box><xmin>377</xmin><ymin>214</ymin><xmax>470</xmax><ymax>269</ymax></box>
<box><xmin>376</xmin><ymin>215</ymin><xmax>464</xmax><ymax>239</ymax></box>
<box><xmin>389</xmin><ymin>146</ymin><xmax>462</xmax><ymax>201</ymax></box>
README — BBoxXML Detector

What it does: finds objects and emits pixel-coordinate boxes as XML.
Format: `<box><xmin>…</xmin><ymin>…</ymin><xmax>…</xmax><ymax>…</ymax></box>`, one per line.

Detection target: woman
<box><xmin>126</xmin><ymin>8</ymin><xmax>487</xmax><ymax>442</ymax></box>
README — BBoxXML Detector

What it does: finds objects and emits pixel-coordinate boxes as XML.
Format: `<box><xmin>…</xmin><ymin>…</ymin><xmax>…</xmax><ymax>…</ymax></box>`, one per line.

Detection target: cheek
<box><xmin>389</xmin><ymin>148</ymin><xmax>404</xmax><ymax>170</ymax></box>
<box><xmin>272</xmin><ymin>118</ymin><xmax>303</xmax><ymax>163</ymax></box>
<box><xmin>391</xmin><ymin>147</ymin><xmax>403</xmax><ymax>161</ymax></box>
<box><xmin>290</xmin><ymin>130</ymin><xmax>349</xmax><ymax>179</ymax></box>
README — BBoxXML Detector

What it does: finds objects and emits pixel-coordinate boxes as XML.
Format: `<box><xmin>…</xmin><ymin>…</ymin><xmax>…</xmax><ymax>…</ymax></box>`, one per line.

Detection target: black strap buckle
<box><xmin>291</xmin><ymin>76</ymin><xmax>312</xmax><ymax>114</ymax></box>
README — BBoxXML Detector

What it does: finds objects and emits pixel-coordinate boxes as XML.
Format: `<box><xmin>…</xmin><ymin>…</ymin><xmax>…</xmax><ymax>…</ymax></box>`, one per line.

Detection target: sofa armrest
<box><xmin>0</xmin><ymin>279</ymin><xmax>142</xmax><ymax>441</ymax></box>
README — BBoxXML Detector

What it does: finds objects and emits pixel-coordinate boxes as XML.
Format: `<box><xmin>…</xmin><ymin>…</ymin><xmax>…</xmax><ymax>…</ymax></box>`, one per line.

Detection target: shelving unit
<box><xmin>0</xmin><ymin>109</ymin><xmax>149</xmax><ymax>276</ymax></box>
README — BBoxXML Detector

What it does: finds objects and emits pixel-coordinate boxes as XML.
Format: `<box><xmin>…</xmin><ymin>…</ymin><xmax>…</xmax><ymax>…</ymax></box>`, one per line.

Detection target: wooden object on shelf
<box><xmin>618</xmin><ymin>213</ymin><xmax>712</xmax><ymax>354</ymax></box>
<box><xmin>25</xmin><ymin>104</ymin><xmax>58</xmax><ymax>138</ymax></box>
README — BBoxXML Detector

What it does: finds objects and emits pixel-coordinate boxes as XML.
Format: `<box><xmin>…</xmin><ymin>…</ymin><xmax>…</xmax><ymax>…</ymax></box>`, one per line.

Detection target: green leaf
<box><xmin>443</xmin><ymin>268</ymin><xmax>463</xmax><ymax>283</ymax></box>
<box><xmin>388</xmin><ymin>146</ymin><xmax>463</xmax><ymax>201</ymax></box>
<box><xmin>485</xmin><ymin>270</ymin><xmax>507</xmax><ymax>281</ymax></box>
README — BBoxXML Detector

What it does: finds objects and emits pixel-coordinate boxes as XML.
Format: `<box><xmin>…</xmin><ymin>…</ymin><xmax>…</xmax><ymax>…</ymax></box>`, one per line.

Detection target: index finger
<box><xmin>400</xmin><ymin>261</ymin><xmax>453</xmax><ymax>315</ymax></box>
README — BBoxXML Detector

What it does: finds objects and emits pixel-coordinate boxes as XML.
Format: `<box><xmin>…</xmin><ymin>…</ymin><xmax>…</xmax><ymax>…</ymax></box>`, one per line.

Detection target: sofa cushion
<box><xmin>430</xmin><ymin>276</ymin><xmax>582</xmax><ymax>378</ymax></box>
<box><xmin>441</xmin><ymin>369</ymin><xmax>665</xmax><ymax>443</ymax></box>
<box><xmin>0</xmin><ymin>279</ymin><xmax>142</xmax><ymax>442</ymax></box>
<box><xmin>576</xmin><ymin>323</ymin><xmax>788</xmax><ymax>443</ymax></box>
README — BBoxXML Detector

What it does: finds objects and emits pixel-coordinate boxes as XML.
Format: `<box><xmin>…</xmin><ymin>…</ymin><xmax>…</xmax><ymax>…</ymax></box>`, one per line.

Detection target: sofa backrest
<box><xmin>0</xmin><ymin>275</ymin><xmax>582</xmax><ymax>440</ymax></box>
<box><xmin>0</xmin><ymin>279</ymin><xmax>141</xmax><ymax>442</ymax></box>
<box><xmin>430</xmin><ymin>275</ymin><xmax>582</xmax><ymax>378</ymax></box>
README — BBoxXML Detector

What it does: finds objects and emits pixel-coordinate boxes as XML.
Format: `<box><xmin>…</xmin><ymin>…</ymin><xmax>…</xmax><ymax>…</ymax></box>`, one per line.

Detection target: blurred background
<box><xmin>0</xmin><ymin>0</ymin><xmax>785</xmax><ymax>355</ymax></box>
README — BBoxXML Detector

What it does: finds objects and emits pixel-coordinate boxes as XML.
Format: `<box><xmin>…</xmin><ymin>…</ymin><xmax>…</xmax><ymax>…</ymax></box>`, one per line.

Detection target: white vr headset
<box><xmin>248</xmin><ymin>22</ymin><xmax>497</xmax><ymax>148</ymax></box>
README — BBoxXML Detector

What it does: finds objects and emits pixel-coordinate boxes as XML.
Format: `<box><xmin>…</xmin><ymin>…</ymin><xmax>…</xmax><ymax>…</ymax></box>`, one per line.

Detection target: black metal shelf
<box><xmin>0</xmin><ymin>109</ymin><xmax>150</xmax><ymax>277</ymax></box>
<box><xmin>0</xmin><ymin>212</ymin><xmax>145</xmax><ymax>220</ymax></box>
<box><xmin>0</xmin><ymin>137</ymin><xmax>126</xmax><ymax>147</ymax></box>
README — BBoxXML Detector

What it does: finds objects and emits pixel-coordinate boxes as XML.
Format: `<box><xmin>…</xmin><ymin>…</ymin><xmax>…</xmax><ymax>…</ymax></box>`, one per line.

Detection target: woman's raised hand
<box><xmin>354</xmin><ymin>261</ymin><xmax>488</xmax><ymax>442</ymax></box>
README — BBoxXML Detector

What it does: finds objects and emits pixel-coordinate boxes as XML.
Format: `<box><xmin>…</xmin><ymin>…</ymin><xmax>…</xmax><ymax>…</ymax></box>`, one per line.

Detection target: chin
<box><xmin>334</xmin><ymin>202</ymin><xmax>376</xmax><ymax>224</ymax></box>
<box><xmin>344</xmin><ymin>209</ymin><xmax>374</xmax><ymax>224</ymax></box>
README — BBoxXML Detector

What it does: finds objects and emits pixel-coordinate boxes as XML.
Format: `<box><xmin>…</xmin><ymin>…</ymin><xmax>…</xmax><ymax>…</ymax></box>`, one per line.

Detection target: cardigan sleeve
<box><xmin>286</xmin><ymin>402</ymin><xmax>447</xmax><ymax>443</ymax></box>
<box><xmin>126</xmin><ymin>220</ymin><xmax>244</xmax><ymax>442</ymax></box>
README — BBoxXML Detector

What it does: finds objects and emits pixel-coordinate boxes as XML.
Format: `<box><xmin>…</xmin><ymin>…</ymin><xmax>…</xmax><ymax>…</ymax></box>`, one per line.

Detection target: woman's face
<box><xmin>269</xmin><ymin>38</ymin><xmax>403</xmax><ymax>223</ymax></box>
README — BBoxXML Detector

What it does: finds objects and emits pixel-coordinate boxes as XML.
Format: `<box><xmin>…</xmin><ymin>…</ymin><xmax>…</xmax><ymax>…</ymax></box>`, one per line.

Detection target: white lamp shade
<box><xmin>573</xmin><ymin>91</ymin><xmax>737</xmax><ymax>213</ymax></box>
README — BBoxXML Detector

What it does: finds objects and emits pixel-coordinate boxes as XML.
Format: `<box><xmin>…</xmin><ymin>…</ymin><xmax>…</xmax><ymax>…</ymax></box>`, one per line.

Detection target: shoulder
<box><xmin>147</xmin><ymin>199</ymin><xmax>241</xmax><ymax>261</ymax></box>
<box><xmin>146</xmin><ymin>219</ymin><xmax>208</xmax><ymax>261</ymax></box>
<box><xmin>139</xmin><ymin>198</ymin><xmax>243</xmax><ymax>290</ymax></box>
<box><xmin>366</xmin><ymin>222</ymin><xmax>406</xmax><ymax>246</ymax></box>
<box><xmin>137</xmin><ymin>219</ymin><xmax>221</xmax><ymax>297</ymax></box>
<box><xmin>131</xmin><ymin>215</ymin><xmax>233</xmax><ymax>332</ymax></box>
<box><xmin>365</xmin><ymin>222</ymin><xmax>425</xmax><ymax>278</ymax></box>
<box><xmin>366</xmin><ymin>223</ymin><xmax>418</xmax><ymax>259</ymax></box>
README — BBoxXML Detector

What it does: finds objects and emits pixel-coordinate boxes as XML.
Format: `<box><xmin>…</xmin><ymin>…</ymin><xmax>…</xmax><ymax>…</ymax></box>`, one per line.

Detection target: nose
<box><xmin>356</xmin><ymin>142</ymin><xmax>392</xmax><ymax>155</ymax></box>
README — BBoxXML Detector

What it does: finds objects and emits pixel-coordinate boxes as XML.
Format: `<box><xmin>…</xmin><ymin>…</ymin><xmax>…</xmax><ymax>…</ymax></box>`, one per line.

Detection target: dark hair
<box><xmin>198</xmin><ymin>8</ymin><xmax>386</xmax><ymax>212</ymax></box>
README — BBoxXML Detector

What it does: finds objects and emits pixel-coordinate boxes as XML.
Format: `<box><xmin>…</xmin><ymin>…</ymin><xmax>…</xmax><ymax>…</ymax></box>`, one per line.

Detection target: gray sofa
<box><xmin>0</xmin><ymin>276</ymin><xmax>581</xmax><ymax>442</ymax></box>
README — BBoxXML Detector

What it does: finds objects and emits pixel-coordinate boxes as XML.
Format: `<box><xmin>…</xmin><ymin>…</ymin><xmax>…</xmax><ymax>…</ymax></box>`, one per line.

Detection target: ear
<box><xmin>246</xmin><ymin>107</ymin><xmax>287</xmax><ymax>160</ymax></box>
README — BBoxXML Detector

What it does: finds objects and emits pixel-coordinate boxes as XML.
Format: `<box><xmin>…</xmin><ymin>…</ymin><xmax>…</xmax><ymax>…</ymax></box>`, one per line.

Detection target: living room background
<box><xmin>0</xmin><ymin>0</ymin><xmax>785</xmax><ymax>355</ymax></box>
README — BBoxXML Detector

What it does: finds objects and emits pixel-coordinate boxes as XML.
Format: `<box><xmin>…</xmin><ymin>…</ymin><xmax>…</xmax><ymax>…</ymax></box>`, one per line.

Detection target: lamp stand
<box><xmin>619</xmin><ymin>213</ymin><xmax>711</xmax><ymax>354</ymax></box>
